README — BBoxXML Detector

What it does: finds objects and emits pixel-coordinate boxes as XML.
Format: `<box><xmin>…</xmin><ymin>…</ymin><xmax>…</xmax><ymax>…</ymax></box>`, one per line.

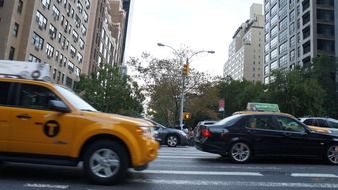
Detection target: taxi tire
<box><xmin>83</xmin><ymin>140</ymin><xmax>128</xmax><ymax>185</ymax></box>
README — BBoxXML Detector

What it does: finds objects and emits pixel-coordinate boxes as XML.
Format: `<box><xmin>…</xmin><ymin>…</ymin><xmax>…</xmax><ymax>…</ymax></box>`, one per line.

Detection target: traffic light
<box><xmin>182</xmin><ymin>64</ymin><xmax>189</xmax><ymax>76</ymax></box>
<box><xmin>183</xmin><ymin>112</ymin><xmax>192</xmax><ymax>120</ymax></box>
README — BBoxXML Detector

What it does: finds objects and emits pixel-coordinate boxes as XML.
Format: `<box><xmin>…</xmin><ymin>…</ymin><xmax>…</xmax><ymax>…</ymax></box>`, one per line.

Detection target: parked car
<box><xmin>148</xmin><ymin>120</ymin><xmax>188</xmax><ymax>147</ymax></box>
<box><xmin>299</xmin><ymin>117</ymin><xmax>338</xmax><ymax>135</ymax></box>
<box><xmin>299</xmin><ymin>117</ymin><xmax>338</xmax><ymax>129</ymax></box>
<box><xmin>194</xmin><ymin>111</ymin><xmax>338</xmax><ymax>165</ymax></box>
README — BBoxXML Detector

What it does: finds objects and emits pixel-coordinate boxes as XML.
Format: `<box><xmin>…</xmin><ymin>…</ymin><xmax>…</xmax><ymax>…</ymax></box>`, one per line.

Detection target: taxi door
<box><xmin>0</xmin><ymin>81</ymin><xmax>15</xmax><ymax>151</ymax></box>
<box><xmin>8</xmin><ymin>83</ymin><xmax>75</xmax><ymax>156</ymax></box>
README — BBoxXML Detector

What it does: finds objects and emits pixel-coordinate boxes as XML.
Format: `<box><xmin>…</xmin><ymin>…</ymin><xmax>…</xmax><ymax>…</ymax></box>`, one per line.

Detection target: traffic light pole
<box><xmin>179</xmin><ymin>74</ymin><xmax>186</xmax><ymax>130</ymax></box>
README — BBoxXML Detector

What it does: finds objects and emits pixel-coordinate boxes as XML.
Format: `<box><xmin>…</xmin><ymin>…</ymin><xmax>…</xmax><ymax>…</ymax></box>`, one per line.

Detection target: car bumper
<box><xmin>194</xmin><ymin>141</ymin><xmax>227</xmax><ymax>155</ymax></box>
<box><xmin>133</xmin><ymin>138</ymin><xmax>159</xmax><ymax>168</ymax></box>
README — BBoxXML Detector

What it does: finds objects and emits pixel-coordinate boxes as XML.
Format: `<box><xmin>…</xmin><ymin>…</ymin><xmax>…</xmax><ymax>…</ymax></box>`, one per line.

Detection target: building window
<box><xmin>270</xmin><ymin>14</ymin><xmax>278</xmax><ymax>26</ymax></box>
<box><xmin>0</xmin><ymin>0</ymin><xmax>4</xmax><ymax>7</ymax></box>
<box><xmin>270</xmin><ymin>60</ymin><xmax>278</xmax><ymax>70</ymax></box>
<box><xmin>77</xmin><ymin>1</ymin><xmax>83</xmax><ymax>13</ymax></box>
<box><xmin>75</xmin><ymin>67</ymin><xmax>81</xmax><ymax>77</ymax></box>
<box><xmin>72</xmin><ymin>30</ymin><xmax>79</xmax><ymax>42</ymax></box>
<box><xmin>270</xmin><ymin>48</ymin><xmax>278</xmax><ymax>60</ymax></box>
<box><xmin>49</xmin><ymin>24</ymin><xmax>57</xmax><ymax>39</ymax></box>
<box><xmin>28</xmin><ymin>54</ymin><xmax>41</xmax><ymax>63</ymax></box>
<box><xmin>270</xmin><ymin>26</ymin><xmax>278</xmax><ymax>38</ymax></box>
<box><xmin>303</xmin><ymin>26</ymin><xmax>310</xmax><ymax>39</ymax></box>
<box><xmin>70</xmin><ymin>45</ymin><xmax>76</xmax><ymax>58</ymax></box>
<box><xmin>67</xmin><ymin>61</ymin><xmax>74</xmax><ymax>73</ymax></box>
<box><xmin>46</xmin><ymin>43</ymin><xmax>54</xmax><ymax>58</ymax></box>
<box><xmin>279</xmin><ymin>54</ymin><xmax>287</xmax><ymax>67</ymax></box>
<box><xmin>66</xmin><ymin>77</ymin><xmax>72</xmax><ymax>88</ymax></box>
<box><xmin>85</xmin><ymin>0</ymin><xmax>90</xmax><ymax>9</ymax></box>
<box><xmin>290</xmin><ymin>50</ymin><xmax>295</xmax><ymax>62</ymax></box>
<box><xmin>81</xmin><ymin>24</ymin><xmax>87</xmax><ymax>35</ymax></box>
<box><xmin>17</xmin><ymin>0</ymin><xmax>23</xmax><ymax>13</ymax></box>
<box><xmin>32</xmin><ymin>32</ymin><xmax>44</xmax><ymax>50</ymax></box>
<box><xmin>270</xmin><ymin>36</ymin><xmax>278</xmax><ymax>48</ymax></box>
<box><xmin>75</xmin><ymin>14</ymin><xmax>81</xmax><ymax>28</ymax></box>
<box><xmin>79</xmin><ymin>38</ymin><xmax>85</xmax><ymax>49</ymax></box>
<box><xmin>9</xmin><ymin>47</ymin><xmax>15</xmax><ymax>60</ymax></box>
<box><xmin>279</xmin><ymin>29</ymin><xmax>287</xmax><ymax>43</ymax></box>
<box><xmin>35</xmin><ymin>11</ymin><xmax>47</xmax><ymax>30</ymax></box>
<box><xmin>303</xmin><ymin>41</ymin><xmax>311</xmax><ymax>54</ymax></box>
<box><xmin>76</xmin><ymin>52</ymin><xmax>83</xmax><ymax>64</ymax></box>
<box><xmin>41</xmin><ymin>0</ymin><xmax>50</xmax><ymax>9</ymax></box>
<box><xmin>290</xmin><ymin>35</ymin><xmax>295</xmax><ymax>48</ymax></box>
<box><xmin>83</xmin><ymin>11</ymin><xmax>88</xmax><ymax>23</ymax></box>
<box><xmin>279</xmin><ymin>41</ymin><xmax>287</xmax><ymax>54</ymax></box>
<box><xmin>52</xmin><ymin>5</ymin><xmax>60</xmax><ymax>20</ymax></box>
<box><xmin>13</xmin><ymin>22</ymin><xmax>19</xmax><ymax>37</ymax></box>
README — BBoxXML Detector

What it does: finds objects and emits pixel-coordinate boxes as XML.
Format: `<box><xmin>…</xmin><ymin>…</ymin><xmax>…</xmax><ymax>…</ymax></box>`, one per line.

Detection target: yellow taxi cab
<box><xmin>0</xmin><ymin>70</ymin><xmax>159</xmax><ymax>185</ymax></box>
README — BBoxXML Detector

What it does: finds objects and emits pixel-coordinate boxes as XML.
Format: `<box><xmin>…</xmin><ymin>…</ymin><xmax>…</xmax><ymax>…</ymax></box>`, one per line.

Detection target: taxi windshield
<box><xmin>56</xmin><ymin>85</ymin><xmax>97</xmax><ymax>112</ymax></box>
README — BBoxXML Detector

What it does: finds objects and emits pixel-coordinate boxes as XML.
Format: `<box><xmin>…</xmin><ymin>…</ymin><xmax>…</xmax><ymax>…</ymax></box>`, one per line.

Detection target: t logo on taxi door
<box><xmin>43</xmin><ymin>120</ymin><xmax>60</xmax><ymax>137</ymax></box>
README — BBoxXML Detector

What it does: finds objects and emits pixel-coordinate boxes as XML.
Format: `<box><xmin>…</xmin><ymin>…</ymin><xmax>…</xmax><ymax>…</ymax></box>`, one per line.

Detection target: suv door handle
<box><xmin>16</xmin><ymin>114</ymin><xmax>32</xmax><ymax>119</ymax></box>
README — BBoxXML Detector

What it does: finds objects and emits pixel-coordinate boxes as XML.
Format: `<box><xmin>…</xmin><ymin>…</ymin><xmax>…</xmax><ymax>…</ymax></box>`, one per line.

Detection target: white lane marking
<box><xmin>131</xmin><ymin>179</ymin><xmax>338</xmax><ymax>188</ymax></box>
<box><xmin>291</xmin><ymin>173</ymin><xmax>338</xmax><ymax>178</ymax></box>
<box><xmin>135</xmin><ymin>170</ymin><xmax>263</xmax><ymax>176</ymax></box>
<box><xmin>24</xmin><ymin>183</ymin><xmax>69</xmax><ymax>189</ymax></box>
<box><xmin>149</xmin><ymin>164</ymin><xmax>282</xmax><ymax>170</ymax></box>
<box><xmin>158</xmin><ymin>155</ymin><xmax>216</xmax><ymax>159</ymax></box>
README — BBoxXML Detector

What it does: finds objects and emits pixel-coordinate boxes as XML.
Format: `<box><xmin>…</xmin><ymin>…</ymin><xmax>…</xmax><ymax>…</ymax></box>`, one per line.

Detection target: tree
<box><xmin>266</xmin><ymin>68</ymin><xmax>326</xmax><ymax>117</ymax></box>
<box><xmin>74</xmin><ymin>63</ymin><xmax>145</xmax><ymax>117</ymax></box>
<box><xmin>127</xmin><ymin>51</ymin><xmax>216</xmax><ymax>127</ymax></box>
<box><xmin>310</xmin><ymin>54</ymin><xmax>338</xmax><ymax>118</ymax></box>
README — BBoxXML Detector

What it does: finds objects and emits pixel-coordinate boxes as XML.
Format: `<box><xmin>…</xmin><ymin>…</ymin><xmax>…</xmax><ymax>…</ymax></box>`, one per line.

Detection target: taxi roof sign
<box><xmin>246</xmin><ymin>102</ymin><xmax>280</xmax><ymax>112</ymax></box>
<box><xmin>0</xmin><ymin>60</ymin><xmax>50</xmax><ymax>81</ymax></box>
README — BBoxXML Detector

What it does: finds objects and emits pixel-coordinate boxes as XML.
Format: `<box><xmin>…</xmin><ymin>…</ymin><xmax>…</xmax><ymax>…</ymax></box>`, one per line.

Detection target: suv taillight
<box><xmin>201</xmin><ymin>128</ymin><xmax>212</xmax><ymax>137</ymax></box>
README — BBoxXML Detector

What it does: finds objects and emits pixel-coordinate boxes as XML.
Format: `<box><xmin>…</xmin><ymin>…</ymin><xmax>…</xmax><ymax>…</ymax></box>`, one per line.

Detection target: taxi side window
<box><xmin>18</xmin><ymin>84</ymin><xmax>60</xmax><ymax>110</ymax></box>
<box><xmin>276</xmin><ymin>116</ymin><xmax>305</xmax><ymax>133</ymax></box>
<box><xmin>0</xmin><ymin>81</ymin><xmax>10</xmax><ymax>106</ymax></box>
<box><xmin>246</xmin><ymin>115</ymin><xmax>280</xmax><ymax>131</ymax></box>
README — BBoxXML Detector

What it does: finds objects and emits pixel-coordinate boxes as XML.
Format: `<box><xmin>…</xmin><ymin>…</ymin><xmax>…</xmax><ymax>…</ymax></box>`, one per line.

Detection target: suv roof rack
<box><xmin>0</xmin><ymin>60</ymin><xmax>51</xmax><ymax>82</ymax></box>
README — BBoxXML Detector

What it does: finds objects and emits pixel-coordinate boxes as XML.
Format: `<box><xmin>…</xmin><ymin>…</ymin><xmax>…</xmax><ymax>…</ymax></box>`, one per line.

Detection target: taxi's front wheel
<box><xmin>83</xmin><ymin>140</ymin><xmax>128</xmax><ymax>185</ymax></box>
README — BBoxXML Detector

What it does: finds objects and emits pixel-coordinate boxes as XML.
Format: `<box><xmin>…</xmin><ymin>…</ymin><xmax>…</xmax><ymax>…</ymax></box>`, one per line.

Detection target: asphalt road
<box><xmin>0</xmin><ymin>146</ymin><xmax>338</xmax><ymax>190</ymax></box>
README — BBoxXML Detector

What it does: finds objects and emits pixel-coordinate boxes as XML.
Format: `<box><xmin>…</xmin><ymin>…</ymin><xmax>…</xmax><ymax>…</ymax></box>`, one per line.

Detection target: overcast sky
<box><xmin>124</xmin><ymin>0</ymin><xmax>263</xmax><ymax>77</ymax></box>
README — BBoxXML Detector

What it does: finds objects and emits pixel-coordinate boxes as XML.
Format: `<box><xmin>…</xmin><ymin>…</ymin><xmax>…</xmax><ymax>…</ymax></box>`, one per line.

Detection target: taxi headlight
<box><xmin>136</xmin><ymin>126</ymin><xmax>154</xmax><ymax>139</ymax></box>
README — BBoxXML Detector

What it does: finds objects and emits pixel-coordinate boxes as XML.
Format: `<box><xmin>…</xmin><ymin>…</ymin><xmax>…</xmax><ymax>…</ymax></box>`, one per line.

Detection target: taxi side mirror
<box><xmin>48</xmin><ymin>100</ymin><xmax>71</xmax><ymax>113</ymax></box>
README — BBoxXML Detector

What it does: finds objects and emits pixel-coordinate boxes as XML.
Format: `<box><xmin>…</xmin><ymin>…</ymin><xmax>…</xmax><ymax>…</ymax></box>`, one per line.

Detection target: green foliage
<box><xmin>74</xmin><ymin>63</ymin><xmax>145</xmax><ymax>117</ymax></box>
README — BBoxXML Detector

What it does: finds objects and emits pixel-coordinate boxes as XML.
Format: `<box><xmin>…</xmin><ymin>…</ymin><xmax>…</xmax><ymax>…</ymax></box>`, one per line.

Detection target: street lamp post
<box><xmin>157</xmin><ymin>43</ymin><xmax>214</xmax><ymax>130</ymax></box>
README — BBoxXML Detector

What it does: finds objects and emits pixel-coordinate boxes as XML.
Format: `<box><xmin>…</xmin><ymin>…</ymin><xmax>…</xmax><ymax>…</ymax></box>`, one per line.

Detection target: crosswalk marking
<box><xmin>131</xmin><ymin>179</ymin><xmax>338</xmax><ymax>188</ymax></box>
<box><xmin>136</xmin><ymin>170</ymin><xmax>263</xmax><ymax>176</ymax></box>
<box><xmin>291</xmin><ymin>173</ymin><xmax>338</xmax><ymax>178</ymax></box>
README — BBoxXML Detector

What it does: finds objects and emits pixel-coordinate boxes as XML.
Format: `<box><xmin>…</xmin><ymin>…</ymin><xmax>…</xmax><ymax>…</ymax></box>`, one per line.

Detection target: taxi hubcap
<box><xmin>90</xmin><ymin>148</ymin><xmax>120</xmax><ymax>178</ymax></box>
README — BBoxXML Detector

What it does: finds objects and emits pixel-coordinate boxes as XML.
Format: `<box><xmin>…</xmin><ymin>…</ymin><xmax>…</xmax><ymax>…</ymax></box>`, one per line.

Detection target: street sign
<box><xmin>218</xmin><ymin>99</ymin><xmax>224</xmax><ymax>112</ymax></box>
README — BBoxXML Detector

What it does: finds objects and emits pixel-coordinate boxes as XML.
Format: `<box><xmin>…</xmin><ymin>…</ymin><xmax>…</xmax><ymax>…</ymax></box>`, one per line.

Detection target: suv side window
<box><xmin>0</xmin><ymin>81</ymin><xmax>11</xmax><ymax>106</ymax></box>
<box><xmin>276</xmin><ymin>116</ymin><xmax>305</xmax><ymax>133</ymax></box>
<box><xmin>303</xmin><ymin>119</ymin><xmax>313</xmax><ymax>126</ymax></box>
<box><xmin>317</xmin><ymin>119</ymin><xmax>329</xmax><ymax>128</ymax></box>
<box><xmin>18</xmin><ymin>84</ymin><xmax>61</xmax><ymax>110</ymax></box>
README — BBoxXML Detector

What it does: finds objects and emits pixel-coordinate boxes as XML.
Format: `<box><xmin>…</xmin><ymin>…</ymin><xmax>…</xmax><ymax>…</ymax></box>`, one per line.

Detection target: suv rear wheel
<box><xmin>83</xmin><ymin>140</ymin><xmax>128</xmax><ymax>185</ymax></box>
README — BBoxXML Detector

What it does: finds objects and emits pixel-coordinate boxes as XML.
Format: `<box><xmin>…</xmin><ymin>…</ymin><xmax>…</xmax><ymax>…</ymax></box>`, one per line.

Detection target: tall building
<box><xmin>0</xmin><ymin>0</ymin><xmax>92</xmax><ymax>88</ymax></box>
<box><xmin>224</xmin><ymin>4</ymin><xmax>264</xmax><ymax>83</ymax></box>
<box><xmin>263</xmin><ymin>0</ymin><xmax>337</xmax><ymax>84</ymax></box>
<box><xmin>83</xmin><ymin>0</ymin><xmax>128</xmax><ymax>75</ymax></box>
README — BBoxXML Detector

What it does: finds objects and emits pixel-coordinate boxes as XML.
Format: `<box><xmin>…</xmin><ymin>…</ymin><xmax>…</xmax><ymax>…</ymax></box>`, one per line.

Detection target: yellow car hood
<box><xmin>81</xmin><ymin>111</ymin><xmax>152</xmax><ymax>127</ymax></box>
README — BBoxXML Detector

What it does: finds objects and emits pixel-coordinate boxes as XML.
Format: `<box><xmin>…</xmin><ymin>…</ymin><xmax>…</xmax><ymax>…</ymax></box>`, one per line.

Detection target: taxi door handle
<box><xmin>16</xmin><ymin>114</ymin><xmax>32</xmax><ymax>120</ymax></box>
